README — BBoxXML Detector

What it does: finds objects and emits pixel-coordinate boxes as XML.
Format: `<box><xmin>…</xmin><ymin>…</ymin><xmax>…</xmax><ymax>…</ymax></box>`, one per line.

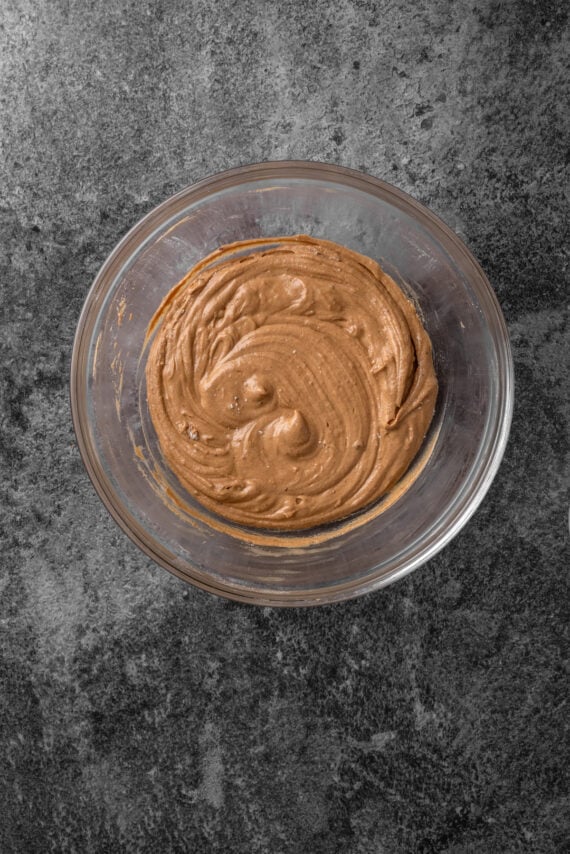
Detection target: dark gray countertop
<box><xmin>1</xmin><ymin>1</ymin><xmax>568</xmax><ymax>852</ymax></box>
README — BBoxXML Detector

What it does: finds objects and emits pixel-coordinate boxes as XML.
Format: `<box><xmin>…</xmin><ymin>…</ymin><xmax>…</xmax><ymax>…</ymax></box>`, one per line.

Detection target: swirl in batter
<box><xmin>145</xmin><ymin>235</ymin><xmax>438</xmax><ymax>530</ymax></box>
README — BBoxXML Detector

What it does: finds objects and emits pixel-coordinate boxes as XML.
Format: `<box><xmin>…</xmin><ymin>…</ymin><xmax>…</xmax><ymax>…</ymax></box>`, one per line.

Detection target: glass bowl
<box><xmin>70</xmin><ymin>161</ymin><xmax>513</xmax><ymax>606</ymax></box>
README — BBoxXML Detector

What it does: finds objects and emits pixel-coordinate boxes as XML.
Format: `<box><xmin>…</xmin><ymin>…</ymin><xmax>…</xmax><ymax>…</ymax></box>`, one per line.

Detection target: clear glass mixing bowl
<box><xmin>70</xmin><ymin>161</ymin><xmax>513</xmax><ymax>605</ymax></box>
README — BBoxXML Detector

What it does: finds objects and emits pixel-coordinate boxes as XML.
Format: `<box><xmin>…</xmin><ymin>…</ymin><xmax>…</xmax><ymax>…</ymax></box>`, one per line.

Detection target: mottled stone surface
<box><xmin>1</xmin><ymin>0</ymin><xmax>568</xmax><ymax>851</ymax></box>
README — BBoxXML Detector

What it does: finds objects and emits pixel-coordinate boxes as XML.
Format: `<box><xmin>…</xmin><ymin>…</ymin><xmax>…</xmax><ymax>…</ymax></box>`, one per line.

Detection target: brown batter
<box><xmin>145</xmin><ymin>235</ymin><xmax>438</xmax><ymax>530</ymax></box>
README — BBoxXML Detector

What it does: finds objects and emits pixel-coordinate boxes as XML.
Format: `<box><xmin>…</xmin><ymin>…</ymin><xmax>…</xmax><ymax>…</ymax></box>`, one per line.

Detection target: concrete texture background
<box><xmin>1</xmin><ymin>0</ymin><xmax>568</xmax><ymax>851</ymax></box>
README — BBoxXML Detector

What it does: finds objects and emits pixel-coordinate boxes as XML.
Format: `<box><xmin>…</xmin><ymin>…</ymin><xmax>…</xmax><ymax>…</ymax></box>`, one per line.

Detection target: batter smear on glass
<box><xmin>145</xmin><ymin>235</ymin><xmax>438</xmax><ymax>530</ymax></box>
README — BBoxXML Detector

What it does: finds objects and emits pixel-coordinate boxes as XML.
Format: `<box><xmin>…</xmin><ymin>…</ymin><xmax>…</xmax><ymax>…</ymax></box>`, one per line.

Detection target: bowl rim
<box><xmin>70</xmin><ymin>159</ymin><xmax>514</xmax><ymax>606</ymax></box>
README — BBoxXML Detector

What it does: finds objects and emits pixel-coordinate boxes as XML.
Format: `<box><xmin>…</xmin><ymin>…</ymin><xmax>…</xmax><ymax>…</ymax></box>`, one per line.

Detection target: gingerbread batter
<box><xmin>145</xmin><ymin>235</ymin><xmax>438</xmax><ymax>530</ymax></box>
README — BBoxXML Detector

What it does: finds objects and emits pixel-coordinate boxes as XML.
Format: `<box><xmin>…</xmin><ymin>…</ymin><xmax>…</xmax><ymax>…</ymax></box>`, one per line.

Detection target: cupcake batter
<box><xmin>146</xmin><ymin>235</ymin><xmax>438</xmax><ymax>530</ymax></box>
